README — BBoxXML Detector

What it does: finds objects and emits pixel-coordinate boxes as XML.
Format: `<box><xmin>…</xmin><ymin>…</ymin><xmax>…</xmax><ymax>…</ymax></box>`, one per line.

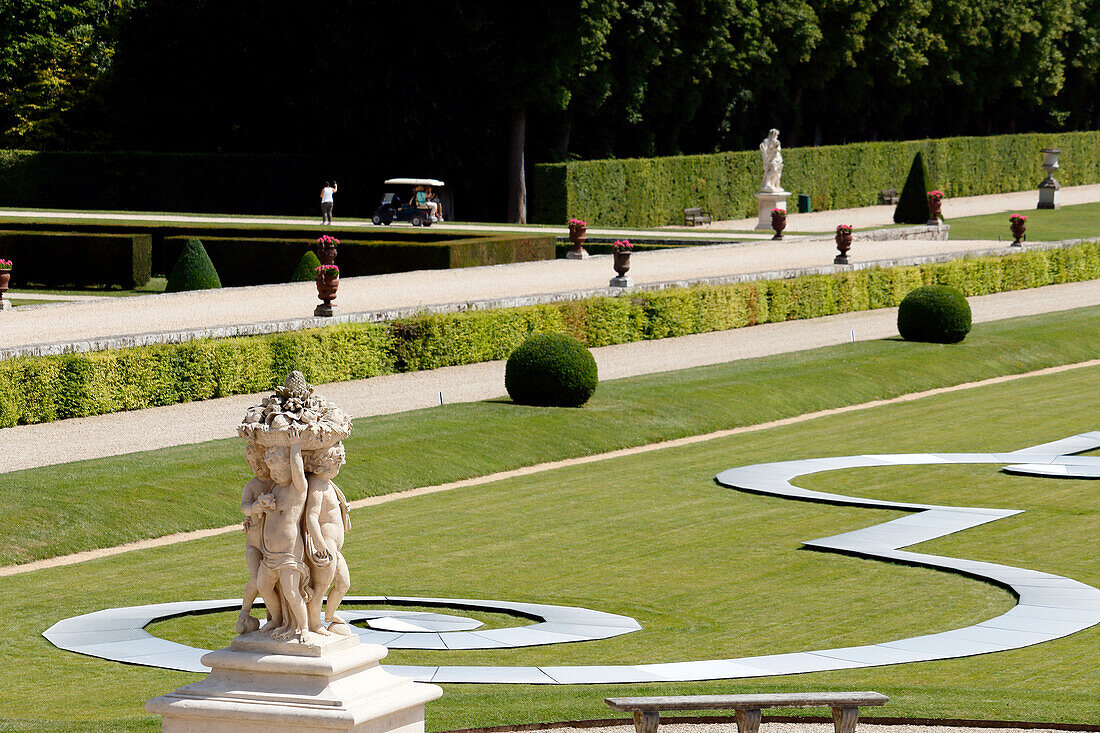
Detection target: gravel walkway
<box><xmin>696</xmin><ymin>184</ymin><xmax>1100</xmax><ymax>232</ymax></box>
<box><xmin>0</xmin><ymin>236</ymin><xmax>1048</xmax><ymax>352</ymax></box>
<box><xmin>3</xmin><ymin>279</ymin><xmax>1097</xmax><ymax>475</ymax></box>
<box><xmin>516</xmin><ymin>723</ymin><xmax>1075</xmax><ymax>733</ymax></box>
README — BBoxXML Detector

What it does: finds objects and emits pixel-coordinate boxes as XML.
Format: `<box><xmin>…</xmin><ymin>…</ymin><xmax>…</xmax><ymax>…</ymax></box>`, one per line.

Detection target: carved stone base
<box><xmin>0</xmin><ymin>299</ymin><xmax>10</xmax><ymax>311</ymax></box>
<box><xmin>565</xmin><ymin>248</ymin><xmax>590</xmax><ymax>259</ymax></box>
<box><xmin>315</xmin><ymin>303</ymin><xmax>336</xmax><ymax>317</ymax></box>
<box><xmin>755</xmin><ymin>191</ymin><xmax>789</xmax><ymax>230</ymax></box>
<box><xmin>146</xmin><ymin>635</ymin><xmax>442</xmax><ymax>732</ymax></box>
<box><xmin>609</xmin><ymin>275</ymin><xmax>633</xmax><ymax>288</ymax></box>
<box><xmin>1038</xmin><ymin>180</ymin><xmax>1059</xmax><ymax>210</ymax></box>
<box><xmin>834</xmin><ymin>255</ymin><xmax>850</xmax><ymax>265</ymax></box>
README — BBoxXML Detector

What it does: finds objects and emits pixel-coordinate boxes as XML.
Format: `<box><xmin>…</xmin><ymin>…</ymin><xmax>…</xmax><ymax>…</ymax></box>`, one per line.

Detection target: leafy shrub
<box><xmin>292</xmin><ymin>250</ymin><xmax>322</xmax><ymax>281</ymax></box>
<box><xmin>505</xmin><ymin>332</ymin><xmax>598</xmax><ymax>407</ymax></box>
<box><xmin>166</xmin><ymin>238</ymin><xmax>222</xmax><ymax>292</ymax></box>
<box><xmin>0</xmin><ymin>230</ymin><xmax>151</xmax><ymax>288</ymax></box>
<box><xmin>894</xmin><ymin>152</ymin><xmax>935</xmax><ymax>224</ymax></box>
<box><xmin>897</xmin><ymin>285</ymin><xmax>972</xmax><ymax>343</ymax></box>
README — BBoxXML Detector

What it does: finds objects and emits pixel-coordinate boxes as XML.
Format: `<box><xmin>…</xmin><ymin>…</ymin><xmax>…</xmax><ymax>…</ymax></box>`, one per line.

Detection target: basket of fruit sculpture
<box><xmin>238</xmin><ymin>371</ymin><xmax>351</xmax><ymax>450</ymax></box>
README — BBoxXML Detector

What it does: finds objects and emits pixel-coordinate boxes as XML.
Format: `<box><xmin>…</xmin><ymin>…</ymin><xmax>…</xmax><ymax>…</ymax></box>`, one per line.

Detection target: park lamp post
<box><xmin>1038</xmin><ymin>148</ymin><xmax>1061</xmax><ymax>209</ymax></box>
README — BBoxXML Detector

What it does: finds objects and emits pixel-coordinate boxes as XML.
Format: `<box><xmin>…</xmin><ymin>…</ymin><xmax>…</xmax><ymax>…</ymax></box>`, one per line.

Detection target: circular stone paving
<box><xmin>43</xmin><ymin>433</ymin><xmax>1100</xmax><ymax>684</ymax></box>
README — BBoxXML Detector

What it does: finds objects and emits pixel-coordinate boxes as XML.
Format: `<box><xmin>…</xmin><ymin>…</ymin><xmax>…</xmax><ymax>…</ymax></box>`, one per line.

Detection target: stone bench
<box><xmin>878</xmin><ymin>189</ymin><xmax>900</xmax><ymax>205</ymax></box>
<box><xmin>683</xmin><ymin>207</ymin><xmax>712</xmax><ymax>226</ymax></box>
<box><xmin>606</xmin><ymin>691</ymin><xmax>889</xmax><ymax>733</ymax></box>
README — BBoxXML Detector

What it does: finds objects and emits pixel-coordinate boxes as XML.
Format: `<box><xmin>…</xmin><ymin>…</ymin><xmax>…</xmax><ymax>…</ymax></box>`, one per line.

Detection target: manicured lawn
<box><xmin>4</xmin><ymin>306</ymin><xmax>1100</xmax><ymax>566</ymax></box>
<box><xmin>0</xmin><ymin>366</ymin><xmax>1096</xmax><ymax>731</ymax></box>
<box><xmin>12</xmin><ymin>277</ymin><xmax>167</xmax><ymax>297</ymax></box>
<box><xmin>946</xmin><ymin>201</ymin><xmax>1100</xmax><ymax>241</ymax></box>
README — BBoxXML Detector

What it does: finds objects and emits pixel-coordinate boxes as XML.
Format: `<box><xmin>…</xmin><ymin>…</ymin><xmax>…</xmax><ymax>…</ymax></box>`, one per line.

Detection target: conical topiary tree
<box><xmin>291</xmin><ymin>250</ymin><xmax>322</xmax><ymax>282</ymax></box>
<box><xmin>893</xmin><ymin>151</ymin><xmax>935</xmax><ymax>224</ymax></box>
<box><xmin>166</xmin><ymin>238</ymin><xmax>222</xmax><ymax>292</ymax></box>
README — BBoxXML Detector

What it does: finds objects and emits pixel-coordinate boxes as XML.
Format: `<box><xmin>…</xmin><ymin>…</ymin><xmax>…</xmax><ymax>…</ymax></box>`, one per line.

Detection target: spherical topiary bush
<box><xmin>897</xmin><ymin>285</ymin><xmax>972</xmax><ymax>343</ymax></box>
<box><xmin>291</xmin><ymin>250</ymin><xmax>322</xmax><ymax>282</ymax></box>
<box><xmin>166</xmin><ymin>238</ymin><xmax>222</xmax><ymax>292</ymax></box>
<box><xmin>505</xmin><ymin>332</ymin><xmax>598</xmax><ymax>407</ymax></box>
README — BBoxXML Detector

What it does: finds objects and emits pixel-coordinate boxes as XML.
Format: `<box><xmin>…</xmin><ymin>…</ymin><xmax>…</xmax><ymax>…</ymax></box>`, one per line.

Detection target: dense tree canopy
<box><xmin>1</xmin><ymin>0</ymin><xmax>1096</xmax><ymax>220</ymax></box>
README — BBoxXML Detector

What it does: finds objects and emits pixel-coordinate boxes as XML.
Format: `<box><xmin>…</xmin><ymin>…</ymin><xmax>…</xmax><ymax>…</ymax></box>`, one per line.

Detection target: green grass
<box><xmin>12</xmin><ymin>277</ymin><xmax>167</xmax><ymax>297</ymax></box>
<box><xmin>946</xmin><ymin>201</ymin><xmax>1100</xmax><ymax>241</ymax></box>
<box><xmin>0</xmin><ymin>366</ymin><xmax>1096</xmax><ymax>731</ymax></box>
<box><xmin>4</xmin><ymin>306</ymin><xmax>1100</xmax><ymax>567</ymax></box>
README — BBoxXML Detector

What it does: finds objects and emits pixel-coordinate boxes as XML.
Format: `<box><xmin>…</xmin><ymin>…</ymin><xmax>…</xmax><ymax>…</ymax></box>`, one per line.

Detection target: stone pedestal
<box><xmin>755</xmin><ymin>191</ymin><xmax>789</xmax><ymax>230</ymax></box>
<box><xmin>565</xmin><ymin>248</ymin><xmax>589</xmax><ymax>260</ymax></box>
<box><xmin>0</xmin><ymin>299</ymin><xmax>11</xmax><ymax>311</ymax></box>
<box><xmin>146</xmin><ymin>633</ymin><xmax>442</xmax><ymax>732</ymax></box>
<box><xmin>314</xmin><ymin>303</ymin><xmax>336</xmax><ymax>317</ymax></box>
<box><xmin>1038</xmin><ymin>180</ymin><xmax>1059</xmax><ymax>210</ymax></box>
<box><xmin>609</xmin><ymin>275</ymin><xmax>633</xmax><ymax>288</ymax></box>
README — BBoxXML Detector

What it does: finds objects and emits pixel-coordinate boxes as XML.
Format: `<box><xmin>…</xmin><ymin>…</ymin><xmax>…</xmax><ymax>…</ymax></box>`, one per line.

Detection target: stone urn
<box><xmin>613</xmin><ymin>251</ymin><xmax>631</xmax><ymax>278</ymax></box>
<box><xmin>927</xmin><ymin>191</ymin><xmax>944</xmax><ymax>225</ymax></box>
<box><xmin>1010</xmin><ymin>215</ymin><xmax>1027</xmax><ymax>246</ymax></box>
<box><xmin>771</xmin><ymin>209</ymin><xmax>787</xmax><ymax>240</ymax></box>
<box><xmin>317</xmin><ymin>236</ymin><xmax>339</xmax><ymax>265</ymax></box>
<box><xmin>315</xmin><ymin>266</ymin><xmax>339</xmax><ymax>317</ymax></box>
<box><xmin>0</xmin><ymin>265</ymin><xmax>10</xmax><ymax>310</ymax></box>
<box><xmin>834</xmin><ymin>229</ymin><xmax>853</xmax><ymax>264</ymax></box>
<box><xmin>567</xmin><ymin>219</ymin><xmax>589</xmax><ymax>259</ymax></box>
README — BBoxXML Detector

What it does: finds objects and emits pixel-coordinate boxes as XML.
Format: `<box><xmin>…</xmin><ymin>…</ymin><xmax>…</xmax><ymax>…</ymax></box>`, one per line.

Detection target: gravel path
<box><xmin>697</xmin><ymin>184</ymin><xmax>1100</xmax><ymax>232</ymax></box>
<box><xmin>0</xmin><ymin>236</ymin><xmax>1046</xmax><ymax>351</ymax></box>
<box><xmin>3</xmin><ymin>279</ymin><xmax>1098</xmax><ymax>476</ymax></box>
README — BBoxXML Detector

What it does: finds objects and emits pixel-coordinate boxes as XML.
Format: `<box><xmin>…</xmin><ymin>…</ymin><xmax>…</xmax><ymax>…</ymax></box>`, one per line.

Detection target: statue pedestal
<box><xmin>755</xmin><ymin>191</ymin><xmax>789</xmax><ymax>230</ymax></box>
<box><xmin>146</xmin><ymin>633</ymin><xmax>442</xmax><ymax>732</ymax></box>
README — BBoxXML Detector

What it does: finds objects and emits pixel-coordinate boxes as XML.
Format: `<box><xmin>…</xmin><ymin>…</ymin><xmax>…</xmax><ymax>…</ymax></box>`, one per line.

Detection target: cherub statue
<box><xmin>254</xmin><ymin>440</ymin><xmax>315</xmax><ymax>643</ymax></box>
<box><xmin>760</xmin><ymin>128</ymin><xmax>784</xmax><ymax>192</ymax></box>
<box><xmin>236</xmin><ymin>441</ymin><xmax>279</xmax><ymax>634</ymax></box>
<box><xmin>303</xmin><ymin>443</ymin><xmax>353</xmax><ymax>636</ymax></box>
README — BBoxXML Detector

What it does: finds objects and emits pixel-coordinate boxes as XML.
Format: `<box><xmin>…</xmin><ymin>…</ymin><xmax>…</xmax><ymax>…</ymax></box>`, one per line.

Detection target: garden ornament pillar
<box><xmin>0</xmin><ymin>259</ymin><xmax>11</xmax><ymax>311</ymax></box>
<box><xmin>1038</xmin><ymin>148</ymin><xmax>1061</xmax><ymax>210</ymax></box>
<box><xmin>146</xmin><ymin>371</ymin><xmax>443</xmax><ymax>731</ymax></box>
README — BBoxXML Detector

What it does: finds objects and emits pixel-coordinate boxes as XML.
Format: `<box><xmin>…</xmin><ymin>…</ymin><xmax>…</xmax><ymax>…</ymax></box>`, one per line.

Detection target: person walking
<box><xmin>320</xmin><ymin>181</ymin><xmax>338</xmax><ymax>225</ymax></box>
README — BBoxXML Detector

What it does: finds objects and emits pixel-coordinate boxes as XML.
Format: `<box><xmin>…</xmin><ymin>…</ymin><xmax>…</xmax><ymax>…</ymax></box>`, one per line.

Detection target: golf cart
<box><xmin>372</xmin><ymin>177</ymin><xmax>446</xmax><ymax>226</ymax></box>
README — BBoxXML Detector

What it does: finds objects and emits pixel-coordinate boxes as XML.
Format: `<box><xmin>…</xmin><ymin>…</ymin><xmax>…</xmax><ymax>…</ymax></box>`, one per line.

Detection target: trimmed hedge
<box><xmin>505</xmin><ymin>333</ymin><xmax>598</xmax><ymax>407</ymax></box>
<box><xmin>166</xmin><ymin>238</ymin><xmax>222</xmax><ymax>292</ymax></box>
<box><xmin>1</xmin><ymin>241</ymin><xmax>1097</xmax><ymax>426</ymax></box>
<box><xmin>162</xmin><ymin>233</ymin><xmax>556</xmax><ymax>286</ymax></box>
<box><xmin>0</xmin><ymin>230</ymin><xmax>151</xmax><ymax>288</ymax></box>
<box><xmin>898</xmin><ymin>285</ymin><xmax>972</xmax><ymax>343</ymax></box>
<box><xmin>895</xmin><ymin>152</ymin><xmax>935</xmax><ymax>225</ymax></box>
<box><xmin>531</xmin><ymin>130</ymin><xmax>1100</xmax><ymax>227</ymax></box>
<box><xmin>292</xmin><ymin>250</ymin><xmax>323</xmax><ymax>281</ymax></box>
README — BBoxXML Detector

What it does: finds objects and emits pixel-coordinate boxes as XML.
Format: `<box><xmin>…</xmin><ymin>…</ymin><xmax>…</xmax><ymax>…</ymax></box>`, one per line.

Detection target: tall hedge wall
<box><xmin>2</xmin><ymin>241</ymin><xmax>1097</xmax><ymax>427</ymax></box>
<box><xmin>530</xmin><ymin>131</ymin><xmax>1100</xmax><ymax>227</ymax></box>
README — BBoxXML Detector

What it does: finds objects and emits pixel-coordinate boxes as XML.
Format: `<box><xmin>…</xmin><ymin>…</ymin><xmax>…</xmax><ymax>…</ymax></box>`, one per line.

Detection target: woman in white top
<box><xmin>320</xmin><ymin>181</ymin><xmax>337</xmax><ymax>224</ymax></box>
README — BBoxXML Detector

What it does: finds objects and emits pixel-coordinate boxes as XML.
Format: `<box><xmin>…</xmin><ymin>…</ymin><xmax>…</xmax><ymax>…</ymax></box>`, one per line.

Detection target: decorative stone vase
<box><xmin>1010</xmin><ymin>219</ymin><xmax>1027</xmax><ymax>246</ymax></box>
<box><xmin>567</xmin><ymin>221</ymin><xmax>589</xmax><ymax>259</ymax></box>
<box><xmin>834</xmin><ymin>232</ymin><xmax>852</xmax><ymax>264</ymax></box>
<box><xmin>771</xmin><ymin>212</ymin><xmax>787</xmax><ymax>240</ymax></box>
<box><xmin>317</xmin><ymin>240</ymin><xmax>338</xmax><ymax>265</ymax></box>
<box><xmin>613</xmin><ymin>251</ymin><xmax>631</xmax><ymax>278</ymax></box>
<box><xmin>315</xmin><ymin>274</ymin><xmax>339</xmax><ymax>316</ymax></box>
<box><xmin>927</xmin><ymin>195</ymin><xmax>943</xmax><ymax>224</ymax></box>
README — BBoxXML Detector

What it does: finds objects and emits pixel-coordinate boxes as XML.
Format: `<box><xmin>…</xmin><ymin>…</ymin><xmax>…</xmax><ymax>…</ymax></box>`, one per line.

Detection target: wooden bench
<box><xmin>878</xmin><ymin>189</ymin><xmax>900</xmax><ymax>205</ymax></box>
<box><xmin>606</xmin><ymin>692</ymin><xmax>889</xmax><ymax>733</ymax></box>
<box><xmin>683</xmin><ymin>207</ymin><xmax>712</xmax><ymax>226</ymax></box>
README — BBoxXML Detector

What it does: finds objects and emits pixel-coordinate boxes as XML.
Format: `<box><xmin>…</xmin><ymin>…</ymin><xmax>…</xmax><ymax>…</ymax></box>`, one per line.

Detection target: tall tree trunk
<box><xmin>507</xmin><ymin>107</ymin><xmax>527</xmax><ymax>224</ymax></box>
<box><xmin>553</xmin><ymin>108</ymin><xmax>573</xmax><ymax>161</ymax></box>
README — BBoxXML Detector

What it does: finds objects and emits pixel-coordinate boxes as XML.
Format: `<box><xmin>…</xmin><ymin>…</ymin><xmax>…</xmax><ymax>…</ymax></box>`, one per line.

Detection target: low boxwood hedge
<box><xmin>0</xmin><ymin>230</ymin><xmax>151</xmax><ymax>288</ymax></box>
<box><xmin>1</xmin><ymin>241</ymin><xmax>1097</xmax><ymax>426</ymax></box>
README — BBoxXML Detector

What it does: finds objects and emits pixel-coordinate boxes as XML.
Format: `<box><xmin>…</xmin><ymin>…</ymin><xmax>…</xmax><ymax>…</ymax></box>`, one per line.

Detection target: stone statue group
<box><xmin>235</xmin><ymin>371</ymin><xmax>355</xmax><ymax>643</ymax></box>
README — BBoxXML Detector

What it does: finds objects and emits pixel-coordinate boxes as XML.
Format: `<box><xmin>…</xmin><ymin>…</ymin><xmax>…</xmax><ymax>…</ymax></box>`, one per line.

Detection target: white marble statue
<box><xmin>759</xmin><ymin>128</ymin><xmax>784</xmax><ymax>193</ymax></box>
<box><xmin>236</xmin><ymin>371</ymin><xmax>353</xmax><ymax>644</ymax></box>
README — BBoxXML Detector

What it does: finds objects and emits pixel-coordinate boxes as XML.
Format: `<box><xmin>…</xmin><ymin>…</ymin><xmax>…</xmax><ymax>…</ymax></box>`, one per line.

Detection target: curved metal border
<box><xmin>43</xmin><ymin>433</ymin><xmax>1100</xmax><ymax>684</ymax></box>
